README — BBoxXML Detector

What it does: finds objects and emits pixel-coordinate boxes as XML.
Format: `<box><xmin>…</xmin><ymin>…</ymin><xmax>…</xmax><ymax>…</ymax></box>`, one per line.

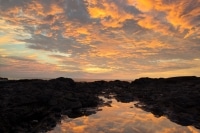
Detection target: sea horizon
<box><xmin>2</xmin><ymin>77</ymin><xmax>134</xmax><ymax>82</ymax></box>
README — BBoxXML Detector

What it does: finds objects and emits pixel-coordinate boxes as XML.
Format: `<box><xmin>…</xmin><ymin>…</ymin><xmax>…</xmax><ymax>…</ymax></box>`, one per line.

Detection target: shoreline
<box><xmin>0</xmin><ymin>76</ymin><xmax>200</xmax><ymax>132</ymax></box>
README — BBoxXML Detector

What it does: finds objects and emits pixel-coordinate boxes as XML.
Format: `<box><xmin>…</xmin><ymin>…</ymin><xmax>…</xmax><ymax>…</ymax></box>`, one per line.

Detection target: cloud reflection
<box><xmin>48</xmin><ymin>99</ymin><xmax>199</xmax><ymax>133</ymax></box>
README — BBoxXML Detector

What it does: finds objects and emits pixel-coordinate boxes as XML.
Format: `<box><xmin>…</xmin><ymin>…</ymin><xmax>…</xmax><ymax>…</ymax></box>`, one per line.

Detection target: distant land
<box><xmin>0</xmin><ymin>76</ymin><xmax>134</xmax><ymax>82</ymax></box>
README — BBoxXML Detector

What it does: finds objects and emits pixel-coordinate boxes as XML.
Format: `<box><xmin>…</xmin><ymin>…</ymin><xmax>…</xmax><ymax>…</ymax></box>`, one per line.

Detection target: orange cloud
<box><xmin>83</xmin><ymin>65</ymin><xmax>112</xmax><ymax>74</ymax></box>
<box><xmin>87</xmin><ymin>1</ymin><xmax>133</xmax><ymax>28</ymax></box>
<box><xmin>24</xmin><ymin>1</ymin><xmax>45</xmax><ymax>16</ymax></box>
<box><xmin>137</xmin><ymin>15</ymin><xmax>173</xmax><ymax>36</ymax></box>
<box><xmin>146</xmin><ymin>39</ymin><xmax>167</xmax><ymax>49</ymax></box>
<box><xmin>76</xmin><ymin>27</ymin><xmax>90</xmax><ymax>35</ymax></box>
<box><xmin>127</xmin><ymin>0</ymin><xmax>155</xmax><ymax>12</ymax></box>
<box><xmin>133</xmin><ymin>0</ymin><xmax>200</xmax><ymax>38</ymax></box>
<box><xmin>1</xmin><ymin>0</ymin><xmax>200</xmax><ymax>79</ymax></box>
<box><xmin>90</xmin><ymin>47</ymin><xmax>120</xmax><ymax>58</ymax></box>
<box><xmin>87</xmin><ymin>6</ymin><xmax>107</xmax><ymax>19</ymax></box>
<box><xmin>0</xmin><ymin>35</ymin><xmax>14</xmax><ymax>45</ymax></box>
<box><xmin>5</xmin><ymin>6</ymin><xmax>22</xmax><ymax>17</ymax></box>
<box><xmin>49</xmin><ymin>4</ymin><xmax>64</xmax><ymax>15</ymax></box>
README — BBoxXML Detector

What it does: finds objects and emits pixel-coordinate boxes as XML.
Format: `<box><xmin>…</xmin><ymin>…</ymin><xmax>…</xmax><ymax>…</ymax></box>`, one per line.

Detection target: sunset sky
<box><xmin>0</xmin><ymin>0</ymin><xmax>200</xmax><ymax>79</ymax></box>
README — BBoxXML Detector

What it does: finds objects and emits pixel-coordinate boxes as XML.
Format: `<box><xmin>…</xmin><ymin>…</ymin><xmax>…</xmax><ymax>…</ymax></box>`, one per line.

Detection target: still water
<box><xmin>49</xmin><ymin>97</ymin><xmax>200</xmax><ymax>133</ymax></box>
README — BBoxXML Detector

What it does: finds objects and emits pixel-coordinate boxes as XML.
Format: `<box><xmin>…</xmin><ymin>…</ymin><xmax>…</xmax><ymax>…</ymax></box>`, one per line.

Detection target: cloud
<box><xmin>0</xmin><ymin>55</ymin><xmax>57</xmax><ymax>78</ymax></box>
<box><xmin>137</xmin><ymin>14</ymin><xmax>175</xmax><ymax>36</ymax></box>
<box><xmin>0</xmin><ymin>34</ymin><xmax>14</xmax><ymax>45</ymax></box>
<box><xmin>83</xmin><ymin>65</ymin><xmax>113</xmax><ymax>74</ymax></box>
<box><xmin>0</xmin><ymin>55</ymin><xmax>92</xmax><ymax>79</ymax></box>
<box><xmin>0</xmin><ymin>0</ymin><xmax>200</xmax><ymax>79</ymax></box>
<box><xmin>64</xmin><ymin>0</ymin><xmax>90</xmax><ymax>23</ymax></box>
<box><xmin>132</xmin><ymin>0</ymin><xmax>200</xmax><ymax>38</ymax></box>
<box><xmin>24</xmin><ymin>33</ymin><xmax>90</xmax><ymax>55</ymax></box>
<box><xmin>0</xmin><ymin>0</ymin><xmax>92</xmax><ymax>54</ymax></box>
<box><xmin>87</xmin><ymin>0</ymin><xmax>135</xmax><ymax>28</ymax></box>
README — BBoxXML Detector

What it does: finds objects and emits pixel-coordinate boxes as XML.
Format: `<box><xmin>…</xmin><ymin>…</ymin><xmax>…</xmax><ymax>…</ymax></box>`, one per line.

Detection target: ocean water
<box><xmin>48</xmin><ymin>96</ymin><xmax>200</xmax><ymax>133</ymax></box>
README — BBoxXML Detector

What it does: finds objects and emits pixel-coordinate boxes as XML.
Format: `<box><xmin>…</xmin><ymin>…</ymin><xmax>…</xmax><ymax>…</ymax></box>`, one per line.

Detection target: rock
<box><xmin>1</xmin><ymin>76</ymin><xmax>200</xmax><ymax>132</ymax></box>
<box><xmin>132</xmin><ymin>76</ymin><xmax>200</xmax><ymax>129</ymax></box>
<box><xmin>0</xmin><ymin>77</ymin><xmax>8</xmax><ymax>81</ymax></box>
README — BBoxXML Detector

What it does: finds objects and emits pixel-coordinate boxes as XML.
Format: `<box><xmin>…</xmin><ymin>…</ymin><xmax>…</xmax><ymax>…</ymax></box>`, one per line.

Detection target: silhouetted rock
<box><xmin>0</xmin><ymin>76</ymin><xmax>200</xmax><ymax>132</ymax></box>
<box><xmin>131</xmin><ymin>76</ymin><xmax>200</xmax><ymax>129</ymax></box>
<box><xmin>0</xmin><ymin>77</ymin><xmax>100</xmax><ymax>133</ymax></box>
<box><xmin>0</xmin><ymin>77</ymin><xmax>8</xmax><ymax>81</ymax></box>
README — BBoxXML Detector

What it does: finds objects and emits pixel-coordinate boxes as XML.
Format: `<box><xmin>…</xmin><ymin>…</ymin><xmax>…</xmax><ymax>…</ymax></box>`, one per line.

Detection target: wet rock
<box><xmin>132</xmin><ymin>76</ymin><xmax>200</xmax><ymax>129</ymax></box>
<box><xmin>0</xmin><ymin>77</ymin><xmax>100</xmax><ymax>132</ymax></box>
<box><xmin>0</xmin><ymin>76</ymin><xmax>200</xmax><ymax>132</ymax></box>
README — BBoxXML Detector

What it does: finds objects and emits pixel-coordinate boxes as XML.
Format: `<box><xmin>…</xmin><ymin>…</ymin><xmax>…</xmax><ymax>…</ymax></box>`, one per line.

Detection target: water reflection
<box><xmin>49</xmin><ymin>97</ymin><xmax>199</xmax><ymax>133</ymax></box>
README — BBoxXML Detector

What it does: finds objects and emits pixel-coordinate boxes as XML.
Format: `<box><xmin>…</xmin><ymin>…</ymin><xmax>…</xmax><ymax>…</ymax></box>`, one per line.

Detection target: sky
<box><xmin>0</xmin><ymin>0</ymin><xmax>200</xmax><ymax>79</ymax></box>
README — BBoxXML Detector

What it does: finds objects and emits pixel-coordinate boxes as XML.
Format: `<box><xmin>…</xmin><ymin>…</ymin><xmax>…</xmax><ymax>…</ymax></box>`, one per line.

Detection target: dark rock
<box><xmin>131</xmin><ymin>76</ymin><xmax>200</xmax><ymax>129</ymax></box>
<box><xmin>0</xmin><ymin>76</ymin><xmax>200</xmax><ymax>132</ymax></box>
<box><xmin>0</xmin><ymin>77</ymin><xmax>8</xmax><ymax>81</ymax></box>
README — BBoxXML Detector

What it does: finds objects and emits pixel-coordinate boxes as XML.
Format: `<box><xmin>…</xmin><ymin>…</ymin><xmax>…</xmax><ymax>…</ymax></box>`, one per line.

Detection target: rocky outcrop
<box><xmin>0</xmin><ymin>78</ymin><xmax>100</xmax><ymax>133</ymax></box>
<box><xmin>131</xmin><ymin>76</ymin><xmax>200</xmax><ymax>129</ymax></box>
<box><xmin>0</xmin><ymin>77</ymin><xmax>8</xmax><ymax>81</ymax></box>
<box><xmin>0</xmin><ymin>76</ymin><xmax>200</xmax><ymax>132</ymax></box>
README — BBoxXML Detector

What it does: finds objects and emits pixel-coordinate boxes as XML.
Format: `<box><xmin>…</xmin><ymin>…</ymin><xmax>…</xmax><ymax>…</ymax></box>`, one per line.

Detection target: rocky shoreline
<box><xmin>0</xmin><ymin>76</ymin><xmax>200</xmax><ymax>132</ymax></box>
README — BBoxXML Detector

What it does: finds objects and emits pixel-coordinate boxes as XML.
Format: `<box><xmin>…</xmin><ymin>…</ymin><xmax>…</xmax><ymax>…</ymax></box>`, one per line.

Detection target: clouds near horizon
<box><xmin>0</xmin><ymin>0</ymin><xmax>200</xmax><ymax>79</ymax></box>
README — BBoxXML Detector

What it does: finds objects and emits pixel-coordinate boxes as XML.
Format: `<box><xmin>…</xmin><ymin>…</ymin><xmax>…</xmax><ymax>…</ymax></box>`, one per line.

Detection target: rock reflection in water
<box><xmin>49</xmin><ymin>98</ymin><xmax>200</xmax><ymax>133</ymax></box>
